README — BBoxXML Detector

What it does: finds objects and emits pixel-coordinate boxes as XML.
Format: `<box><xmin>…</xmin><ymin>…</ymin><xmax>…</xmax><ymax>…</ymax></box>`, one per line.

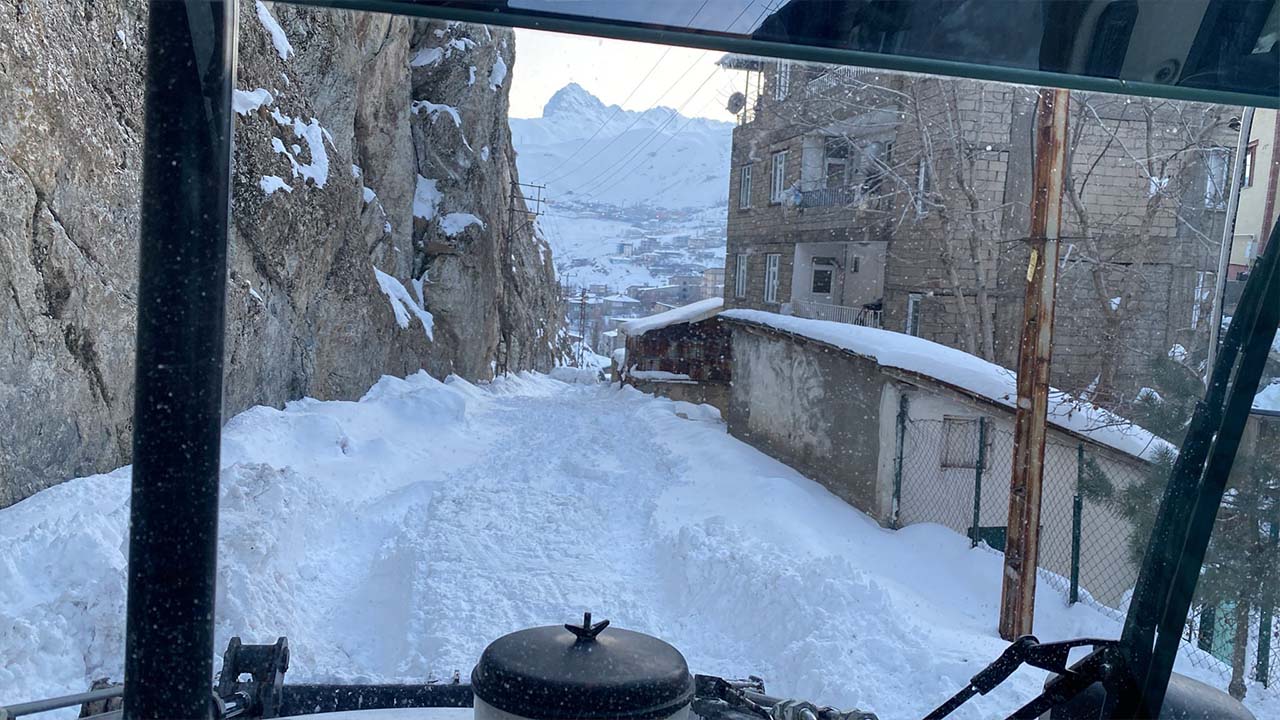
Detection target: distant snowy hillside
<box><xmin>510</xmin><ymin>83</ymin><xmax>733</xmax><ymax>210</ymax></box>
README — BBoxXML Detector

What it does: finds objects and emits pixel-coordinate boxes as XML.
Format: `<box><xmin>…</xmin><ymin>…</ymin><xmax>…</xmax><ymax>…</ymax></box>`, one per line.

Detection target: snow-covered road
<box><xmin>2</xmin><ymin>372</ymin><xmax>1274</xmax><ymax>719</ymax></box>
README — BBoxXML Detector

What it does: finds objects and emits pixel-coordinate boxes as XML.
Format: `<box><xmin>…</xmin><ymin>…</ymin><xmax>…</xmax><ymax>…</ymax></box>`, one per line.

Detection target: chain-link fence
<box><xmin>890</xmin><ymin>414</ymin><xmax>1279</xmax><ymax>698</ymax></box>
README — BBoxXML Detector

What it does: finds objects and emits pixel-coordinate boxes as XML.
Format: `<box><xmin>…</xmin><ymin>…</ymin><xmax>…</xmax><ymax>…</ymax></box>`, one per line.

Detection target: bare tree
<box><xmin>1061</xmin><ymin>94</ymin><xmax>1231</xmax><ymax>404</ymax></box>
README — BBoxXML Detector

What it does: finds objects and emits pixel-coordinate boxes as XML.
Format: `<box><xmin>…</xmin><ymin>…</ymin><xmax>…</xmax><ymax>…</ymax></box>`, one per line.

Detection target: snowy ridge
<box><xmin>1</xmin><ymin>372</ymin><xmax>1271</xmax><ymax>718</ymax></box>
<box><xmin>722</xmin><ymin>310</ymin><xmax>1174</xmax><ymax>462</ymax></box>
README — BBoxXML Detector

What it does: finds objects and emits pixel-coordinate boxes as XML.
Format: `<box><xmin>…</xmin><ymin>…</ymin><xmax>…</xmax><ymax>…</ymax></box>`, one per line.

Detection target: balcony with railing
<box><xmin>788</xmin><ymin>299</ymin><xmax>883</xmax><ymax>329</ymax></box>
<box><xmin>798</xmin><ymin>184</ymin><xmax>891</xmax><ymax>212</ymax></box>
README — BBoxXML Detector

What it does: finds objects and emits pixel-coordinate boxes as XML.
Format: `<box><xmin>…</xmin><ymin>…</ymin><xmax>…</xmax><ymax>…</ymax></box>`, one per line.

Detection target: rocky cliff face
<box><xmin>0</xmin><ymin>1</ymin><xmax>563</xmax><ymax>507</ymax></box>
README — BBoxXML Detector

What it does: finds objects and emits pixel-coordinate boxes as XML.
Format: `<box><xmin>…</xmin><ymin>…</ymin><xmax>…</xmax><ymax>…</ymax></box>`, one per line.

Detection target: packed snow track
<box><xmin>2</xmin><ymin>372</ymin><xmax>1273</xmax><ymax>719</ymax></box>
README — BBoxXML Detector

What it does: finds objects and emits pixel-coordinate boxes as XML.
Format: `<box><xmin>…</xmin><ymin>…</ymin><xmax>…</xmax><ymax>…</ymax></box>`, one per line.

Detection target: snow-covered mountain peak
<box><xmin>510</xmin><ymin>83</ymin><xmax>732</xmax><ymax>210</ymax></box>
<box><xmin>542</xmin><ymin>82</ymin><xmax>608</xmax><ymax>118</ymax></box>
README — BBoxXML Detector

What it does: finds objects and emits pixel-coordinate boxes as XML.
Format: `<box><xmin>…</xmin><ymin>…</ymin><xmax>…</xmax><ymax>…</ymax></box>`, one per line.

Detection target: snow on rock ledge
<box><xmin>374</xmin><ymin>266</ymin><xmax>434</xmax><ymax>341</ymax></box>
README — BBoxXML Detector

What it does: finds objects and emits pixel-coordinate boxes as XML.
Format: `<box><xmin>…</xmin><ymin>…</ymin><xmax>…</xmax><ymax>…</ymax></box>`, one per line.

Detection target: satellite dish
<box><xmin>726</xmin><ymin>92</ymin><xmax>746</xmax><ymax>114</ymax></box>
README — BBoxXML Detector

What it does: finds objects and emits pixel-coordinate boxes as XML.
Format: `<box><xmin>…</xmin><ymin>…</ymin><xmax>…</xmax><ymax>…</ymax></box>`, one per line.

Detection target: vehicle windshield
<box><xmin>0</xmin><ymin>2</ymin><xmax>1277</xmax><ymax>720</ymax></box>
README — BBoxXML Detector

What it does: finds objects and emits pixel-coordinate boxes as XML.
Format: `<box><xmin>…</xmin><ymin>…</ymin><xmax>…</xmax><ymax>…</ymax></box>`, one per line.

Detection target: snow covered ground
<box><xmin>2</xmin><ymin>372</ymin><xmax>1275</xmax><ymax>719</ymax></box>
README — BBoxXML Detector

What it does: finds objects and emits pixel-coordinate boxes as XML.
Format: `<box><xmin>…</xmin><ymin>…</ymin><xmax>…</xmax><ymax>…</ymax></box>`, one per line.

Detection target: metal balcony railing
<box><xmin>797</xmin><ymin>185</ymin><xmax>889</xmax><ymax>210</ymax></box>
<box><xmin>789</xmin><ymin>300</ymin><xmax>883</xmax><ymax>328</ymax></box>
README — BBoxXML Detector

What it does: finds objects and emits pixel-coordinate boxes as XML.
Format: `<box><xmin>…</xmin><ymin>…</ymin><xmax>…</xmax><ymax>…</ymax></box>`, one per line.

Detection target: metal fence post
<box><xmin>1070</xmin><ymin>492</ymin><xmax>1083</xmax><ymax>605</ymax></box>
<box><xmin>1257</xmin><ymin>516</ymin><xmax>1279</xmax><ymax>686</ymax></box>
<box><xmin>891</xmin><ymin>393</ymin><xmax>908</xmax><ymax>529</ymax></box>
<box><xmin>971</xmin><ymin>418</ymin><xmax>987</xmax><ymax>547</ymax></box>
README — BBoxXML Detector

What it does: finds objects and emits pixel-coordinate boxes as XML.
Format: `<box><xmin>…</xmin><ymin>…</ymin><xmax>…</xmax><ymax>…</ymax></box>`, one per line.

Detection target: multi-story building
<box><xmin>721</xmin><ymin>57</ymin><xmax>1236</xmax><ymax>405</ymax></box>
<box><xmin>1229</xmin><ymin>109</ymin><xmax>1279</xmax><ymax>280</ymax></box>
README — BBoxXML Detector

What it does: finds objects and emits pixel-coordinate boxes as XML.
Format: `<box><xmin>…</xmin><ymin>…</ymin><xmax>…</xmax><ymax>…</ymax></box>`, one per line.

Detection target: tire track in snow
<box><xmin>339</xmin><ymin>383</ymin><xmax>687</xmax><ymax>679</ymax></box>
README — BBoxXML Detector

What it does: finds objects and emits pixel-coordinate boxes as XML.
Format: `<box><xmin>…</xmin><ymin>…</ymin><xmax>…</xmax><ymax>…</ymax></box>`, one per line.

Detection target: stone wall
<box><xmin>725</xmin><ymin>321</ymin><xmax>887</xmax><ymax>519</ymax></box>
<box><xmin>0</xmin><ymin>1</ymin><xmax>563</xmax><ymax>507</ymax></box>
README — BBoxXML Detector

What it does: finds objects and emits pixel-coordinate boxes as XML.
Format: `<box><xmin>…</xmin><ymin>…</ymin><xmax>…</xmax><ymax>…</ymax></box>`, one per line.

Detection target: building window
<box><xmin>851</xmin><ymin>256</ymin><xmax>861</xmax><ymax>273</ymax></box>
<box><xmin>906</xmin><ymin>293</ymin><xmax>922</xmax><ymax>336</ymax></box>
<box><xmin>739</xmin><ymin>164</ymin><xmax>753</xmax><ymax>209</ymax></box>
<box><xmin>774</xmin><ymin>60</ymin><xmax>790</xmax><ymax>101</ymax></box>
<box><xmin>1244</xmin><ymin>140</ymin><xmax>1258</xmax><ymax>188</ymax></box>
<box><xmin>942</xmin><ymin>417</ymin><xmax>984</xmax><ymax>469</ymax></box>
<box><xmin>824</xmin><ymin>137</ymin><xmax>850</xmax><ymax>188</ymax></box>
<box><xmin>1191</xmin><ymin>270</ymin><xmax>1213</xmax><ymax>329</ymax></box>
<box><xmin>1205</xmin><ymin>147</ymin><xmax>1230</xmax><ymax>210</ymax></box>
<box><xmin>811</xmin><ymin>268</ymin><xmax>833</xmax><ymax>294</ymax></box>
<box><xmin>916</xmin><ymin>160</ymin><xmax>931</xmax><ymax>216</ymax></box>
<box><xmin>862</xmin><ymin>141</ymin><xmax>892</xmax><ymax>195</ymax></box>
<box><xmin>734</xmin><ymin>253</ymin><xmax>748</xmax><ymax>298</ymax></box>
<box><xmin>764</xmin><ymin>253</ymin><xmax>781</xmax><ymax>304</ymax></box>
<box><xmin>770</xmin><ymin>150</ymin><xmax>788</xmax><ymax>203</ymax></box>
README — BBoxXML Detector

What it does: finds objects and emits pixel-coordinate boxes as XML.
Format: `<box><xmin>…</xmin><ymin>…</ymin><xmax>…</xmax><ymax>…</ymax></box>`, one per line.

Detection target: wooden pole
<box><xmin>999</xmin><ymin>87</ymin><xmax>1069</xmax><ymax>640</ymax></box>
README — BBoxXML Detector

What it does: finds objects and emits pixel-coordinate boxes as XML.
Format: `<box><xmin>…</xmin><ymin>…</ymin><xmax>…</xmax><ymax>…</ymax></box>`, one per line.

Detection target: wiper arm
<box><xmin>923</xmin><ymin>636</ymin><xmax>1120</xmax><ymax>720</ymax></box>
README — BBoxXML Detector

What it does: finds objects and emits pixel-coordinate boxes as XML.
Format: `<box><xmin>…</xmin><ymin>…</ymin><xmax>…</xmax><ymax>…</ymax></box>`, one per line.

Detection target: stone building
<box><xmin>721</xmin><ymin>57</ymin><xmax>1237</xmax><ymax>406</ymax></box>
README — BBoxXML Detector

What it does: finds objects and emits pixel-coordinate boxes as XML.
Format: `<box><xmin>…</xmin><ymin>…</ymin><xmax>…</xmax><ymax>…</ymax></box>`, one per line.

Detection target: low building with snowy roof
<box><xmin>721</xmin><ymin>309</ymin><xmax>1172</xmax><ymax>608</ymax></box>
<box><xmin>618</xmin><ymin>298</ymin><xmax>730</xmax><ymax>411</ymax></box>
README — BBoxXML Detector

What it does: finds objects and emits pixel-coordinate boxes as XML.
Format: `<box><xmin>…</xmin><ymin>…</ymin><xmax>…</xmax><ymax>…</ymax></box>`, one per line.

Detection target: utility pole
<box><xmin>577</xmin><ymin>288</ymin><xmax>588</xmax><ymax>368</ymax></box>
<box><xmin>999</xmin><ymin>87</ymin><xmax>1069</xmax><ymax>641</ymax></box>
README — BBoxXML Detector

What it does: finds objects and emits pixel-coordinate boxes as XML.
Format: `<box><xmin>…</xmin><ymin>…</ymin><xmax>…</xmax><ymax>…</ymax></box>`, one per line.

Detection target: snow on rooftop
<box><xmin>722</xmin><ymin>310</ymin><xmax>1172</xmax><ymax>462</ymax></box>
<box><xmin>254</xmin><ymin>1</ymin><xmax>293</xmax><ymax>61</ymax></box>
<box><xmin>374</xmin><ymin>266</ymin><xmax>434</xmax><ymax>341</ymax></box>
<box><xmin>620</xmin><ymin>297</ymin><xmax>723</xmax><ymax>337</ymax></box>
<box><xmin>602</xmin><ymin>293</ymin><xmax>640</xmax><ymax>303</ymax></box>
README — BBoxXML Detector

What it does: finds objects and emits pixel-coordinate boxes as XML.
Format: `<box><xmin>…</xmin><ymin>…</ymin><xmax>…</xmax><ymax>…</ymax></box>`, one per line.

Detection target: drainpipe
<box><xmin>1206</xmin><ymin>107</ymin><xmax>1255</xmax><ymax>379</ymax></box>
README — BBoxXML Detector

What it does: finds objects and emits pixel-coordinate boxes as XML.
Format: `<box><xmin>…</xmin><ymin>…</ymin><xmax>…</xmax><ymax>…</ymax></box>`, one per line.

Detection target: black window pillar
<box><xmin>124</xmin><ymin>1</ymin><xmax>236</xmax><ymax>718</ymax></box>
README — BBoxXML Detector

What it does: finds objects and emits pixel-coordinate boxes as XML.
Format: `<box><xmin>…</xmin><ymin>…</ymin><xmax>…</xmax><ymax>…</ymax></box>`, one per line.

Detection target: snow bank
<box><xmin>373</xmin><ymin>266</ymin><xmax>434</xmax><ymax>341</ymax></box>
<box><xmin>621</xmin><ymin>297</ymin><xmax>723</xmax><ymax>337</ymax></box>
<box><xmin>722</xmin><ymin>310</ymin><xmax>1173</xmax><ymax>462</ymax></box>
<box><xmin>3</xmin><ymin>375</ymin><xmax>1273</xmax><ymax>719</ymax></box>
<box><xmin>254</xmin><ymin>1</ymin><xmax>293</xmax><ymax>61</ymax></box>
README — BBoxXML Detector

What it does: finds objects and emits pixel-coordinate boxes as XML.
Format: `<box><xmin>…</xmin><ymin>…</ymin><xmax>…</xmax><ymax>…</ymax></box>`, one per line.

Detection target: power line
<box><xmin>541</xmin><ymin>0</ymin><xmax>711</xmax><ymax>184</ymax></box>
<box><xmin>589</xmin><ymin>95</ymin><xmax>723</xmax><ymax>202</ymax></box>
<box><xmin>567</xmin><ymin>0</ymin><xmax>776</xmax><ymax>200</ymax></box>
<box><xmin>547</xmin><ymin>0</ymin><xmax>765</xmax><ymax>192</ymax></box>
<box><xmin>571</xmin><ymin>68</ymin><xmax>722</xmax><ymax>200</ymax></box>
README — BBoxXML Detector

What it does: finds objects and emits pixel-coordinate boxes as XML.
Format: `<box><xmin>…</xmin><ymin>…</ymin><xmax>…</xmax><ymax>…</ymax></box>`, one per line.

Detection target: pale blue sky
<box><xmin>508</xmin><ymin>27</ymin><xmax>741</xmax><ymax>121</ymax></box>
